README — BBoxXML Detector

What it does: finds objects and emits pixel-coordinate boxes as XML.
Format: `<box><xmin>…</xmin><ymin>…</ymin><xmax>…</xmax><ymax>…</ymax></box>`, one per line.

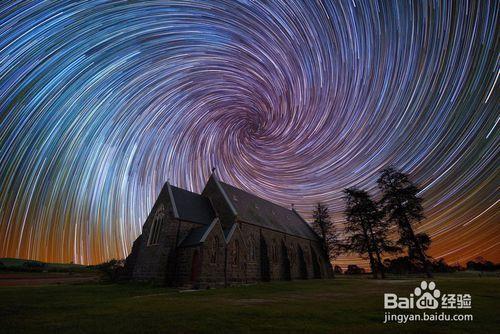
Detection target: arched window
<box><xmin>272</xmin><ymin>239</ymin><xmax>278</xmax><ymax>263</ymax></box>
<box><xmin>289</xmin><ymin>243</ymin><xmax>296</xmax><ymax>267</ymax></box>
<box><xmin>232</xmin><ymin>240</ymin><xmax>239</xmax><ymax>266</ymax></box>
<box><xmin>148</xmin><ymin>205</ymin><xmax>165</xmax><ymax>245</ymax></box>
<box><xmin>304</xmin><ymin>249</ymin><xmax>310</xmax><ymax>266</ymax></box>
<box><xmin>210</xmin><ymin>236</ymin><xmax>219</xmax><ymax>264</ymax></box>
<box><xmin>249</xmin><ymin>235</ymin><xmax>256</xmax><ymax>261</ymax></box>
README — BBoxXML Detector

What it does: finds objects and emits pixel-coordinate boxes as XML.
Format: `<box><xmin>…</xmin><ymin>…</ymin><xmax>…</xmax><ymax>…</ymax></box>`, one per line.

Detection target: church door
<box><xmin>191</xmin><ymin>250</ymin><xmax>201</xmax><ymax>284</ymax></box>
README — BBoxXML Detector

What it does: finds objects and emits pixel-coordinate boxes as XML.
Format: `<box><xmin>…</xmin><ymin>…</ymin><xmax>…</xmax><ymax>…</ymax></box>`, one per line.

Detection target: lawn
<box><xmin>0</xmin><ymin>274</ymin><xmax>498</xmax><ymax>333</ymax></box>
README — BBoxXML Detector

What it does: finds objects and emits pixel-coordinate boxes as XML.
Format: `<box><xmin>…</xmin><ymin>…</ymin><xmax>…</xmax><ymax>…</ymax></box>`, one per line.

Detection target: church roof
<box><xmin>178</xmin><ymin>225</ymin><xmax>209</xmax><ymax>247</ymax></box>
<box><xmin>169</xmin><ymin>185</ymin><xmax>215</xmax><ymax>225</ymax></box>
<box><xmin>178</xmin><ymin>218</ymin><xmax>222</xmax><ymax>247</ymax></box>
<box><xmin>218</xmin><ymin>182</ymin><xmax>319</xmax><ymax>241</ymax></box>
<box><xmin>179</xmin><ymin>225</ymin><xmax>208</xmax><ymax>247</ymax></box>
<box><xmin>165</xmin><ymin>176</ymin><xmax>319</xmax><ymax>241</ymax></box>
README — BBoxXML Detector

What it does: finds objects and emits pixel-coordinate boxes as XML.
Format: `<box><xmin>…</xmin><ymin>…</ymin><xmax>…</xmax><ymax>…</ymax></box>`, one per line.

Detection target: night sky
<box><xmin>0</xmin><ymin>1</ymin><xmax>498</xmax><ymax>267</ymax></box>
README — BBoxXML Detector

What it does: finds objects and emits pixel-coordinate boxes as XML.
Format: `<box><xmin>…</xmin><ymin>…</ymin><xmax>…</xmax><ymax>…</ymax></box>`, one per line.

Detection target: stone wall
<box><xmin>238</xmin><ymin>221</ymin><xmax>332</xmax><ymax>282</ymax></box>
<box><xmin>196</xmin><ymin>224</ymin><xmax>226</xmax><ymax>288</ymax></box>
<box><xmin>173</xmin><ymin>245</ymin><xmax>198</xmax><ymax>287</ymax></box>
<box><xmin>238</xmin><ymin>223</ymin><xmax>260</xmax><ymax>282</ymax></box>
<box><xmin>225</xmin><ymin>225</ymin><xmax>248</xmax><ymax>285</ymax></box>
<box><xmin>195</xmin><ymin>221</ymin><xmax>333</xmax><ymax>287</ymax></box>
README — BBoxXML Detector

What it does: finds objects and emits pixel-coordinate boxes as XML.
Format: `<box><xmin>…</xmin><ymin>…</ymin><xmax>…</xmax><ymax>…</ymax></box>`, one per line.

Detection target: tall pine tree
<box><xmin>378</xmin><ymin>167</ymin><xmax>432</xmax><ymax>277</ymax></box>
<box><xmin>312</xmin><ymin>203</ymin><xmax>340</xmax><ymax>277</ymax></box>
<box><xmin>343</xmin><ymin>188</ymin><xmax>395</xmax><ymax>279</ymax></box>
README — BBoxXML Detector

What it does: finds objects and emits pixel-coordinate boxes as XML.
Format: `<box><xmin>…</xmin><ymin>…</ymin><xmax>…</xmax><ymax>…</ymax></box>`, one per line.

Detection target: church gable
<box><xmin>130</xmin><ymin>183</ymin><xmax>178</xmax><ymax>283</ymax></box>
<box><xmin>169</xmin><ymin>185</ymin><xmax>216</xmax><ymax>225</ymax></box>
<box><xmin>140</xmin><ymin>183</ymin><xmax>172</xmax><ymax>233</ymax></box>
<box><xmin>139</xmin><ymin>183</ymin><xmax>177</xmax><ymax>248</ymax></box>
<box><xmin>202</xmin><ymin>175</ymin><xmax>237</xmax><ymax>229</ymax></box>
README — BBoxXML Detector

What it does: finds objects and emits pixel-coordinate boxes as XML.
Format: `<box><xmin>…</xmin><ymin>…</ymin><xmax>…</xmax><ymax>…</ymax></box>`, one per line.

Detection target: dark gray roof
<box><xmin>170</xmin><ymin>185</ymin><xmax>215</xmax><ymax>225</ymax></box>
<box><xmin>178</xmin><ymin>226</ymin><xmax>209</xmax><ymax>247</ymax></box>
<box><xmin>219</xmin><ymin>182</ymin><xmax>319</xmax><ymax>240</ymax></box>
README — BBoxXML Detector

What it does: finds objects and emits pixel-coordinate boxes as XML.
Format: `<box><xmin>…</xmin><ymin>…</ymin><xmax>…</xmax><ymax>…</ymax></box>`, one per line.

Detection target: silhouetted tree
<box><xmin>408</xmin><ymin>232</ymin><xmax>431</xmax><ymax>259</ymax></box>
<box><xmin>431</xmin><ymin>258</ymin><xmax>456</xmax><ymax>273</ymax></box>
<box><xmin>312</xmin><ymin>203</ymin><xmax>341</xmax><ymax>276</ymax></box>
<box><xmin>97</xmin><ymin>259</ymin><xmax>126</xmax><ymax>283</ymax></box>
<box><xmin>385</xmin><ymin>256</ymin><xmax>466</xmax><ymax>274</ymax></box>
<box><xmin>345</xmin><ymin>264</ymin><xmax>365</xmax><ymax>275</ymax></box>
<box><xmin>466</xmin><ymin>257</ymin><xmax>499</xmax><ymax>272</ymax></box>
<box><xmin>343</xmin><ymin>188</ymin><xmax>395</xmax><ymax>278</ymax></box>
<box><xmin>383</xmin><ymin>256</ymin><xmax>421</xmax><ymax>274</ymax></box>
<box><xmin>377</xmin><ymin>167</ymin><xmax>432</xmax><ymax>277</ymax></box>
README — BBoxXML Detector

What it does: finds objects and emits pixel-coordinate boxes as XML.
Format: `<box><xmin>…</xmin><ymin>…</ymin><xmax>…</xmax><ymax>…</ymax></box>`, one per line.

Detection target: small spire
<box><xmin>291</xmin><ymin>203</ymin><xmax>295</xmax><ymax>210</ymax></box>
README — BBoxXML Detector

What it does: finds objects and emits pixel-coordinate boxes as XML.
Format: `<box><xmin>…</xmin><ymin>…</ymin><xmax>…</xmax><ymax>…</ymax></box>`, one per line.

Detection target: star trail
<box><xmin>0</xmin><ymin>0</ymin><xmax>498</xmax><ymax>266</ymax></box>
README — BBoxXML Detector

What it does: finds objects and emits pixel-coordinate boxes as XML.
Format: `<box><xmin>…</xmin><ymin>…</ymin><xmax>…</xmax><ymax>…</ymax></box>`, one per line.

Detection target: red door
<box><xmin>190</xmin><ymin>250</ymin><xmax>201</xmax><ymax>283</ymax></box>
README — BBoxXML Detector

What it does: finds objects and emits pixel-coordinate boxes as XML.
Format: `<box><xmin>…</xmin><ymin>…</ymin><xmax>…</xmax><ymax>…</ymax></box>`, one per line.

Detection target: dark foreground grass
<box><xmin>0</xmin><ymin>275</ymin><xmax>498</xmax><ymax>333</ymax></box>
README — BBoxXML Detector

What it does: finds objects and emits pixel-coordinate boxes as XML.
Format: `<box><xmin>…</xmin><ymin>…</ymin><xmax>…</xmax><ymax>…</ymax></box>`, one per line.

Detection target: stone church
<box><xmin>125</xmin><ymin>173</ymin><xmax>332</xmax><ymax>288</ymax></box>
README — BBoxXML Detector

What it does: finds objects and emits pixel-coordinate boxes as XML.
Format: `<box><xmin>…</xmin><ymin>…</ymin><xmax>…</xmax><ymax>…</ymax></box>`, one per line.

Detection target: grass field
<box><xmin>0</xmin><ymin>274</ymin><xmax>498</xmax><ymax>333</ymax></box>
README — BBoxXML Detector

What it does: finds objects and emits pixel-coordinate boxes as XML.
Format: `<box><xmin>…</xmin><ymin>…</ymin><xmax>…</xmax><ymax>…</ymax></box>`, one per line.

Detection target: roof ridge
<box><xmin>168</xmin><ymin>184</ymin><xmax>202</xmax><ymax>196</ymax></box>
<box><xmin>211</xmin><ymin>176</ymin><xmax>238</xmax><ymax>216</ymax></box>
<box><xmin>166</xmin><ymin>181</ymin><xmax>180</xmax><ymax>218</ymax></box>
<box><xmin>219</xmin><ymin>181</ymin><xmax>318</xmax><ymax>240</ymax></box>
<box><xmin>200</xmin><ymin>218</ymin><xmax>220</xmax><ymax>243</ymax></box>
<box><xmin>224</xmin><ymin>223</ymin><xmax>238</xmax><ymax>243</ymax></box>
<box><xmin>292</xmin><ymin>208</ymin><xmax>320</xmax><ymax>240</ymax></box>
<box><xmin>219</xmin><ymin>181</ymin><xmax>295</xmax><ymax>214</ymax></box>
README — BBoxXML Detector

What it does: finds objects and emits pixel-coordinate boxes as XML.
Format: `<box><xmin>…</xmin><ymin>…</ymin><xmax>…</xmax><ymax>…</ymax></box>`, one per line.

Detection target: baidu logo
<box><xmin>384</xmin><ymin>281</ymin><xmax>471</xmax><ymax>310</ymax></box>
<box><xmin>383</xmin><ymin>281</ymin><xmax>473</xmax><ymax>323</ymax></box>
<box><xmin>414</xmin><ymin>281</ymin><xmax>440</xmax><ymax>309</ymax></box>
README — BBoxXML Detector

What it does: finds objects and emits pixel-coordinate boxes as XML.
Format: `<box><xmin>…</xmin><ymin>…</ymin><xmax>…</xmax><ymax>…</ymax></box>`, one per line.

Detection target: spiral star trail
<box><xmin>0</xmin><ymin>0</ymin><xmax>498</xmax><ymax>267</ymax></box>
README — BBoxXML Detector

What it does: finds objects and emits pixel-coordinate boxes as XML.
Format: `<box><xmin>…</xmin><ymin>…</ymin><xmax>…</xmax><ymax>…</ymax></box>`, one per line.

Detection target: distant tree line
<box><xmin>466</xmin><ymin>257</ymin><xmax>500</xmax><ymax>272</ymax></box>
<box><xmin>0</xmin><ymin>259</ymin><xmax>127</xmax><ymax>281</ymax></box>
